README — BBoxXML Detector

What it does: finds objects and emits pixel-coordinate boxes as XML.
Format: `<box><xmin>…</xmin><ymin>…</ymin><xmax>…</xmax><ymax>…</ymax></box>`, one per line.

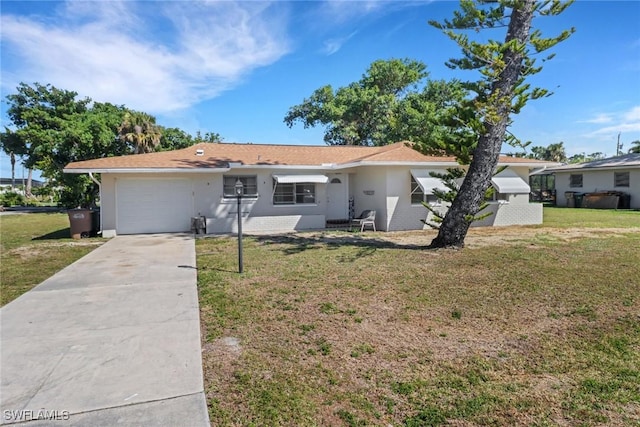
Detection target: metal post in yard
<box><xmin>234</xmin><ymin>179</ymin><xmax>244</xmax><ymax>273</ymax></box>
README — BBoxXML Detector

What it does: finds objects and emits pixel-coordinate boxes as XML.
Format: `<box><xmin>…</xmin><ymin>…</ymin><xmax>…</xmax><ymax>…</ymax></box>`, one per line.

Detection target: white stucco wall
<box><xmin>382</xmin><ymin>165</ymin><xmax>540</xmax><ymax>231</ymax></box>
<box><xmin>205</xmin><ymin>169</ymin><xmax>330</xmax><ymax>233</ymax></box>
<box><xmin>96</xmin><ymin>164</ymin><xmax>543</xmax><ymax>236</ymax></box>
<box><xmin>384</xmin><ymin>167</ymin><xmax>448</xmax><ymax>232</ymax></box>
<box><xmin>100</xmin><ymin>174</ymin><xmax>117</xmax><ymax>235</ymax></box>
<box><xmin>554</xmin><ymin>169</ymin><xmax>639</xmax><ymax>209</ymax></box>
<box><xmin>101</xmin><ymin>170</ymin><xmax>332</xmax><ymax>235</ymax></box>
<box><xmin>350</xmin><ymin>166</ymin><xmax>388</xmax><ymax>231</ymax></box>
<box><xmin>471</xmin><ymin>202</ymin><xmax>543</xmax><ymax>227</ymax></box>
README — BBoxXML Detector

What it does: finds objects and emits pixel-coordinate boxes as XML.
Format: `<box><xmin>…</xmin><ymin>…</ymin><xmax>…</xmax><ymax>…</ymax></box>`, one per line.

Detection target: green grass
<box><xmin>197</xmin><ymin>208</ymin><xmax>640</xmax><ymax>426</ymax></box>
<box><xmin>2</xmin><ymin>208</ymin><xmax>638</xmax><ymax>424</ymax></box>
<box><xmin>0</xmin><ymin>213</ymin><xmax>103</xmax><ymax>305</ymax></box>
<box><xmin>542</xmin><ymin>206</ymin><xmax>640</xmax><ymax>228</ymax></box>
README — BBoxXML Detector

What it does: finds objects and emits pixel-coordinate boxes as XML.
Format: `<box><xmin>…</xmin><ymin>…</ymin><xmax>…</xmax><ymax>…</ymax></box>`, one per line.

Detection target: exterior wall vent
<box><xmin>196</xmin><ymin>149</ymin><xmax>204</xmax><ymax>156</ymax></box>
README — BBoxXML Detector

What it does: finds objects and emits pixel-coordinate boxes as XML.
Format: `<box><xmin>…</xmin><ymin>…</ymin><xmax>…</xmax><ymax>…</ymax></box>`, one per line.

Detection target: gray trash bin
<box><xmin>565</xmin><ymin>192</ymin><xmax>576</xmax><ymax>208</ymax></box>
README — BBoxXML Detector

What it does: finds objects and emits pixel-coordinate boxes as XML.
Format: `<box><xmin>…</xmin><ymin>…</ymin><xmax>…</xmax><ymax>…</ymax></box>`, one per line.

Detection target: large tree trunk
<box><xmin>25</xmin><ymin>168</ymin><xmax>33</xmax><ymax>198</ymax></box>
<box><xmin>430</xmin><ymin>0</ymin><xmax>536</xmax><ymax>249</ymax></box>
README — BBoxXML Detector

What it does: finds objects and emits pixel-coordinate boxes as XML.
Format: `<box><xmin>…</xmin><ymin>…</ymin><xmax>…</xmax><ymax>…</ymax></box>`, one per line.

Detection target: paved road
<box><xmin>0</xmin><ymin>207</ymin><xmax>64</xmax><ymax>216</ymax></box>
<box><xmin>0</xmin><ymin>234</ymin><xmax>209</xmax><ymax>426</ymax></box>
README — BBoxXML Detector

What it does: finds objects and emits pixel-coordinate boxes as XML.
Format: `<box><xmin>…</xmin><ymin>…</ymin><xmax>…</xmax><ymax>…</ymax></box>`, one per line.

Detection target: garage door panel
<box><xmin>117</xmin><ymin>179</ymin><xmax>193</xmax><ymax>234</ymax></box>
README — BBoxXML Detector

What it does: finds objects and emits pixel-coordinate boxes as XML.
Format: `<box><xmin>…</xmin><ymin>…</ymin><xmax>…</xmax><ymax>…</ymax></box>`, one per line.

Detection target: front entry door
<box><xmin>326</xmin><ymin>174</ymin><xmax>348</xmax><ymax>220</ymax></box>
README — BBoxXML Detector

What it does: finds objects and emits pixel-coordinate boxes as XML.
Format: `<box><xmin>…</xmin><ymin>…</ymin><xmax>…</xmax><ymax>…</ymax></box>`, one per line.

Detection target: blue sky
<box><xmin>1</xmin><ymin>1</ymin><xmax>639</xmax><ymax>181</ymax></box>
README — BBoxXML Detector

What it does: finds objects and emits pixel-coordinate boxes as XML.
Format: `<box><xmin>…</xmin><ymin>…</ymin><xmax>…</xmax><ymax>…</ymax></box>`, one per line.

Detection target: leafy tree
<box><xmin>568</xmin><ymin>151</ymin><xmax>606</xmax><ymax>164</ymax></box>
<box><xmin>567</xmin><ymin>153</ymin><xmax>584</xmax><ymax>163</ymax></box>
<box><xmin>2</xmin><ymin>82</ymin><xmax>221</xmax><ymax>207</ymax></box>
<box><xmin>158</xmin><ymin>128</ymin><xmax>222</xmax><ymax>151</ymax></box>
<box><xmin>1</xmin><ymin>83</ymin><xmax>128</xmax><ymax>207</ymax></box>
<box><xmin>193</xmin><ymin>131</ymin><xmax>223</xmax><ymax>143</ymax></box>
<box><xmin>527</xmin><ymin>142</ymin><xmax>567</xmax><ymax>162</ymax></box>
<box><xmin>428</xmin><ymin>0</ymin><xmax>574</xmax><ymax>248</ymax></box>
<box><xmin>157</xmin><ymin>127</ymin><xmax>195</xmax><ymax>151</ymax></box>
<box><xmin>628</xmin><ymin>140</ymin><xmax>640</xmax><ymax>154</ymax></box>
<box><xmin>117</xmin><ymin>111</ymin><xmax>162</xmax><ymax>154</ymax></box>
<box><xmin>285</xmin><ymin>58</ymin><xmax>469</xmax><ymax>147</ymax></box>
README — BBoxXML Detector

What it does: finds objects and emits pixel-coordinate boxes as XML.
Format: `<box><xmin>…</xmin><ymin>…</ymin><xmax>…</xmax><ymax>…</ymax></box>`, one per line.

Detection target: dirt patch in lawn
<box><xmin>291</xmin><ymin>226</ymin><xmax>640</xmax><ymax>250</ymax></box>
<box><xmin>199</xmin><ymin>226</ymin><xmax>640</xmax><ymax>426</ymax></box>
<box><xmin>340</xmin><ymin>226</ymin><xmax>640</xmax><ymax>248</ymax></box>
<box><xmin>7</xmin><ymin>241</ymin><xmax>104</xmax><ymax>259</ymax></box>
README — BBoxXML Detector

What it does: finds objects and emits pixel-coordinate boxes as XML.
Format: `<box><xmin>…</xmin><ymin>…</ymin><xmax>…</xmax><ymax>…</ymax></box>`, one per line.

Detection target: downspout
<box><xmin>88</xmin><ymin>172</ymin><xmax>102</xmax><ymax>235</ymax></box>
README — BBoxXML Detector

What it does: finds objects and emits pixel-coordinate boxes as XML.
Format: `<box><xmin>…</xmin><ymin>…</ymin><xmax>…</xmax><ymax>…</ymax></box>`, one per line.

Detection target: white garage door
<box><xmin>116</xmin><ymin>178</ymin><xmax>193</xmax><ymax>234</ymax></box>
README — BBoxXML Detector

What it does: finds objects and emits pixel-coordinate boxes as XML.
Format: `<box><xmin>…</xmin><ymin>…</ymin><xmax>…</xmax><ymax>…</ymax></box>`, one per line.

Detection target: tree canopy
<box><xmin>117</xmin><ymin>111</ymin><xmax>162</xmax><ymax>154</ymax></box>
<box><xmin>529</xmin><ymin>142</ymin><xmax>567</xmax><ymax>162</ymax></box>
<box><xmin>284</xmin><ymin>58</ymin><xmax>471</xmax><ymax>149</ymax></box>
<box><xmin>158</xmin><ymin>129</ymin><xmax>222</xmax><ymax>151</ymax></box>
<box><xmin>1</xmin><ymin>82</ymin><xmax>222</xmax><ymax>207</ymax></box>
<box><xmin>429</xmin><ymin>0</ymin><xmax>574</xmax><ymax>248</ymax></box>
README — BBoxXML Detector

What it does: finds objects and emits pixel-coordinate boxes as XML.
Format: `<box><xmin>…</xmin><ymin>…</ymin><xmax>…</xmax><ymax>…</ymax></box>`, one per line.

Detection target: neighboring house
<box><xmin>64</xmin><ymin>142</ymin><xmax>554</xmax><ymax>237</ymax></box>
<box><xmin>546</xmin><ymin>153</ymin><xmax>640</xmax><ymax>209</ymax></box>
<box><xmin>0</xmin><ymin>178</ymin><xmax>45</xmax><ymax>193</ymax></box>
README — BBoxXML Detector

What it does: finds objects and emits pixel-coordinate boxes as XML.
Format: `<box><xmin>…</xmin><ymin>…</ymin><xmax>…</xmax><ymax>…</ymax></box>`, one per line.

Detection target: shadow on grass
<box><xmin>253</xmin><ymin>233</ymin><xmax>433</xmax><ymax>256</ymax></box>
<box><xmin>32</xmin><ymin>228</ymin><xmax>71</xmax><ymax>241</ymax></box>
<box><xmin>199</xmin><ymin>266</ymin><xmax>239</xmax><ymax>274</ymax></box>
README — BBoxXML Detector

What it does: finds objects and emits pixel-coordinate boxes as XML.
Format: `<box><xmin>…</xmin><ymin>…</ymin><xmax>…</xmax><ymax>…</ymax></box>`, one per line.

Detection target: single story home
<box><xmin>545</xmin><ymin>153</ymin><xmax>640</xmax><ymax>209</ymax></box>
<box><xmin>0</xmin><ymin>177</ymin><xmax>45</xmax><ymax>193</ymax></box>
<box><xmin>64</xmin><ymin>142</ymin><xmax>554</xmax><ymax>237</ymax></box>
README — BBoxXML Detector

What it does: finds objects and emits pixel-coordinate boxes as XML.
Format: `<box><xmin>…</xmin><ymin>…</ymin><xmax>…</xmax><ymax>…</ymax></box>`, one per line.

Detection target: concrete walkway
<box><xmin>0</xmin><ymin>234</ymin><xmax>209</xmax><ymax>426</ymax></box>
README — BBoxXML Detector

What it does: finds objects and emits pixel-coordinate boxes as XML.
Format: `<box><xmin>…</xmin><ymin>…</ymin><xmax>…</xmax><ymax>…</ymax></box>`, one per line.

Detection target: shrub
<box><xmin>0</xmin><ymin>191</ymin><xmax>25</xmax><ymax>207</ymax></box>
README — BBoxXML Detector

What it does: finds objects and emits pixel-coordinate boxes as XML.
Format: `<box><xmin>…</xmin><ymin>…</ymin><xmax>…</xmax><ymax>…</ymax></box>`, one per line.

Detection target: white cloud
<box><xmin>316</xmin><ymin>0</ymin><xmax>429</xmax><ymax>25</ymax></box>
<box><xmin>318</xmin><ymin>0</ymin><xmax>388</xmax><ymax>25</ymax></box>
<box><xmin>0</xmin><ymin>1</ymin><xmax>290</xmax><ymax>114</ymax></box>
<box><xmin>623</xmin><ymin>105</ymin><xmax>640</xmax><ymax>122</ymax></box>
<box><xmin>580</xmin><ymin>113</ymin><xmax>613</xmax><ymax>124</ymax></box>
<box><xmin>583</xmin><ymin>105</ymin><xmax>640</xmax><ymax>137</ymax></box>
<box><xmin>321</xmin><ymin>31</ymin><xmax>358</xmax><ymax>55</ymax></box>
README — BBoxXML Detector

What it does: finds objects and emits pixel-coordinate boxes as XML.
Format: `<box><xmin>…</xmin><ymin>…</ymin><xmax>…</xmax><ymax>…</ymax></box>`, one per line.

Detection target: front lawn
<box><xmin>542</xmin><ymin>206</ymin><xmax>640</xmax><ymax>228</ymax></box>
<box><xmin>197</xmin><ymin>208</ymin><xmax>640</xmax><ymax>426</ymax></box>
<box><xmin>0</xmin><ymin>213</ymin><xmax>103</xmax><ymax>306</ymax></box>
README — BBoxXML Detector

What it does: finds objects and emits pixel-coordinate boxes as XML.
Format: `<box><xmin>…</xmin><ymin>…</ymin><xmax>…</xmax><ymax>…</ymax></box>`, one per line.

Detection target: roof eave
<box><xmin>63</xmin><ymin>167</ymin><xmax>231</xmax><ymax>174</ymax></box>
<box><xmin>549</xmin><ymin>164</ymin><xmax>640</xmax><ymax>172</ymax></box>
<box><xmin>497</xmin><ymin>161</ymin><xmax>561</xmax><ymax>168</ymax></box>
<box><xmin>337</xmin><ymin>160</ymin><xmax>462</xmax><ymax>168</ymax></box>
<box><xmin>227</xmin><ymin>164</ymin><xmax>331</xmax><ymax>170</ymax></box>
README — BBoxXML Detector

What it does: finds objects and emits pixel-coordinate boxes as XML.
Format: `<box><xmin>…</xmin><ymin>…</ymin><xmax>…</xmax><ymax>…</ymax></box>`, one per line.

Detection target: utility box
<box><xmin>191</xmin><ymin>216</ymin><xmax>206</xmax><ymax>234</ymax></box>
<box><xmin>68</xmin><ymin>209</ymin><xmax>93</xmax><ymax>239</ymax></box>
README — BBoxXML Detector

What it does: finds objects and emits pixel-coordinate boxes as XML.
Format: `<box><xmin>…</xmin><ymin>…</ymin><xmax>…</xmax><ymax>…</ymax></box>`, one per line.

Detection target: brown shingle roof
<box><xmin>64</xmin><ymin>141</ymin><xmax>550</xmax><ymax>171</ymax></box>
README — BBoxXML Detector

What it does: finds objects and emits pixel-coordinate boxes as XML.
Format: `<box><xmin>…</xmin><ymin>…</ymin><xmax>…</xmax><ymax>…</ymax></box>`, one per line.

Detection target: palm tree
<box><xmin>528</xmin><ymin>142</ymin><xmax>567</xmax><ymax>162</ymax></box>
<box><xmin>9</xmin><ymin>151</ymin><xmax>15</xmax><ymax>190</ymax></box>
<box><xmin>546</xmin><ymin>142</ymin><xmax>567</xmax><ymax>162</ymax></box>
<box><xmin>629</xmin><ymin>140</ymin><xmax>640</xmax><ymax>154</ymax></box>
<box><xmin>117</xmin><ymin>111</ymin><xmax>162</xmax><ymax>154</ymax></box>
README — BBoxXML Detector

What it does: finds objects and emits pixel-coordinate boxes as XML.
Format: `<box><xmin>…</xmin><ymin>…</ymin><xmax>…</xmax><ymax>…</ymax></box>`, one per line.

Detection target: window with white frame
<box><xmin>410</xmin><ymin>176</ymin><xmax>441</xmax><ymax>206</ymax></box>
<box><xmin>273</xmin><ymin>181</ymin><xmax>316</xmax><ymax>205</ymax></box>
<box><xmin>223</xmin><ymin>176</ymin><xmax>258</xmax><ymax>198</ymax></box>
<box><xmin>569</xmin><ymin>174</ymin><xmax>583</xmax><ymax>188</ymax></box>
<box><xmin>614</xmin><ymin>172</ymin><xmax>630</xmax><ymax>187</ymax></box>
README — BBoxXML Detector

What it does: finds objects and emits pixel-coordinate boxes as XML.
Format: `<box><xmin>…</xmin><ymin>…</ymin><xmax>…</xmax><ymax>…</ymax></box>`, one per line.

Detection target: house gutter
<box><xmin>88</xmin><ymin>172</ymin><xmax>103</xmax><ymax>235</ymax></box>
<box><xmin>63</xmin><ymin>168</ymin><xmax>231</xmax><ymax>174</ymax></box>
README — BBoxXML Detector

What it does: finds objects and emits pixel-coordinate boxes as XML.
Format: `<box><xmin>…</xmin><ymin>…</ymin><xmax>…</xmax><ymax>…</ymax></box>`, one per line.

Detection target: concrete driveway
<box><xmin>0</xmin><ymin>234</ymin><xmax>209</xmax><ymax>426</ymax></box>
